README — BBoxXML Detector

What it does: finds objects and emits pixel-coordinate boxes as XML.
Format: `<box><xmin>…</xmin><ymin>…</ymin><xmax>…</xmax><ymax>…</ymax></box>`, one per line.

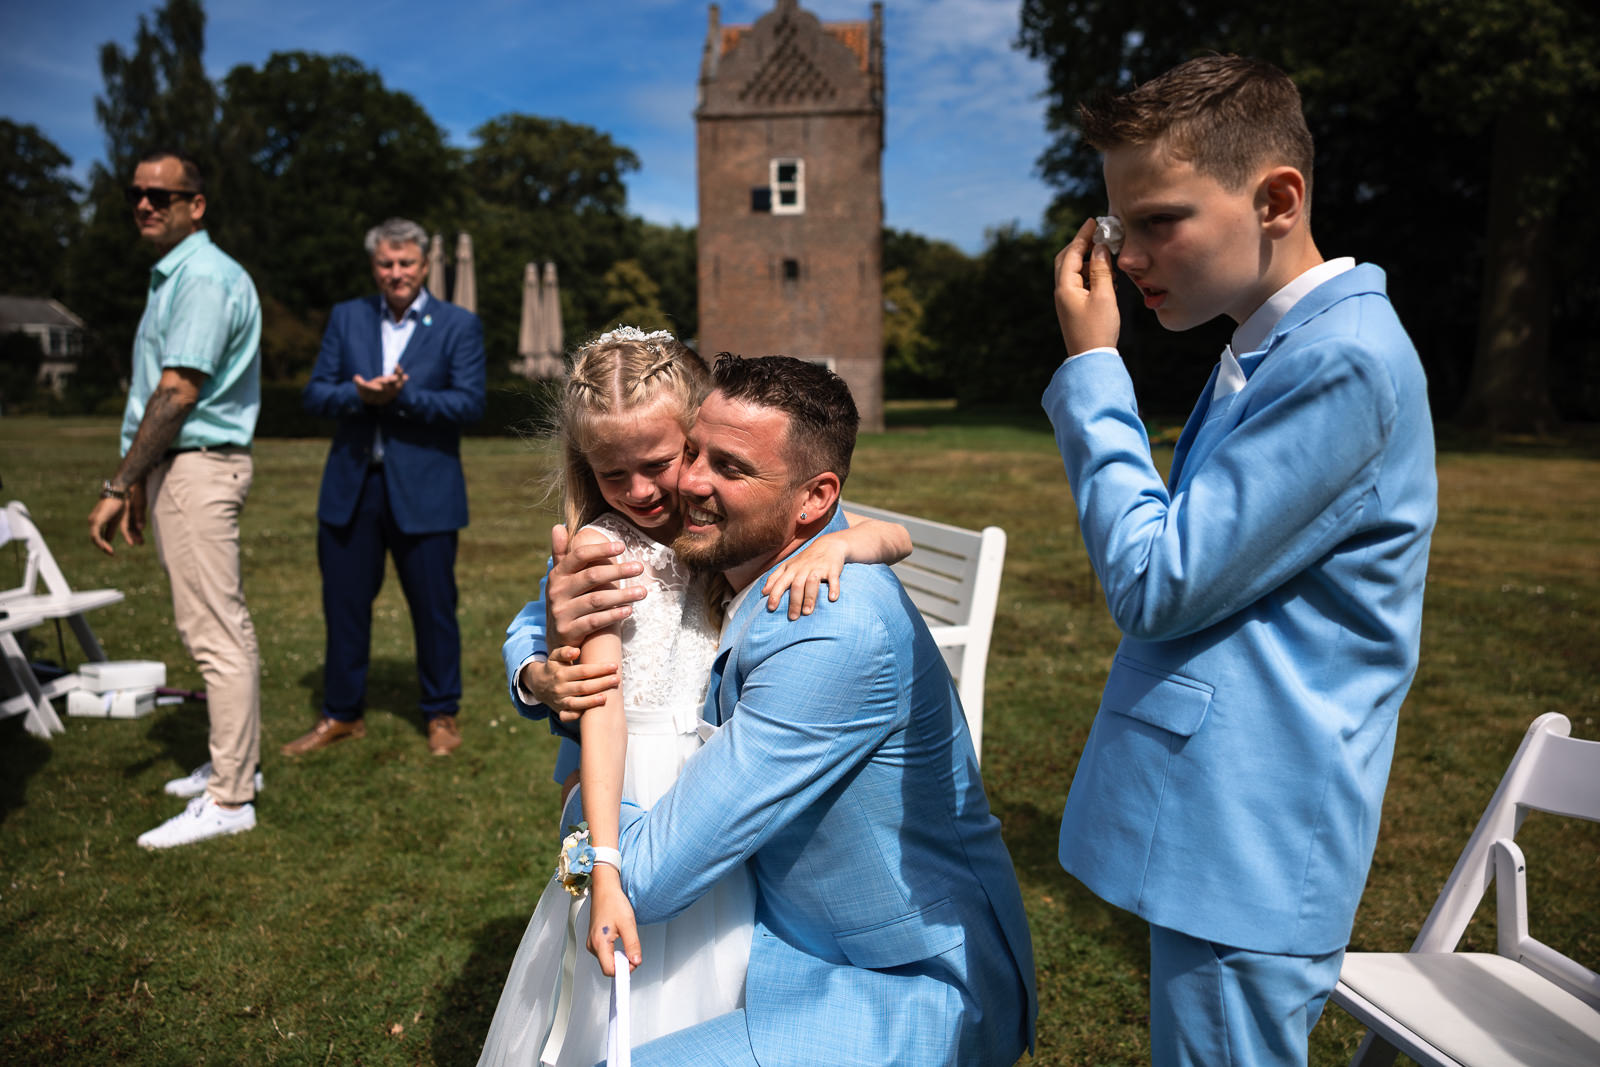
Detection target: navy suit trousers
<box><xmin>317</xmin><ymin>466</ymin><xmax>460</xmax><ymax>720</ymax></box>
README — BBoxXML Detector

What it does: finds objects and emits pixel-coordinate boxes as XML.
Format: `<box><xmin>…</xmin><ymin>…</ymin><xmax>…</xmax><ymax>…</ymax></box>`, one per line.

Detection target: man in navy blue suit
<box><xmin>287</xmin><ymin>218</ymin><xmax>485</xmax><ymax>758</ymax></box>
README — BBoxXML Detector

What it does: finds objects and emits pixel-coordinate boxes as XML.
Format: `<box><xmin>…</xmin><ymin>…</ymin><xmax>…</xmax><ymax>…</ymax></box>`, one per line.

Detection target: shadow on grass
<box><xmin>884</xmin><ymin>399</ymin><xmax>1052</xmax><ymax>433</ymax></box>
<box><xmin>1433</xmin><ymin>421</ymin><xmax>1600</xmax><ymax>459</ymax></box>
<box><xmin>432</xmin><ymin>913</ymin><xmax>532</xmax><ymax>1065</ymax></box>
<box><xmin>295</xmin><ymin>658</ymin><xmax>460</xmax><ymax>740</ymax></box>
<box><xmin>0</xmin><ymin>714</ymin><xmax>52</xmax><ymax>825</ymax></box>
<box><xmin>126</xmin><ymin>698</ymin><xmax>210</xmax><ymax>782</ymax></box>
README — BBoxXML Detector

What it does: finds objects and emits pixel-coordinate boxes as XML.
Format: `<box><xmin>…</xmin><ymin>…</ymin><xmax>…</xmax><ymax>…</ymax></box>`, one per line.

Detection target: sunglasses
<box><xmin>125</xmin><ymin>186</ymin><xmax>199</xmax><ymax>210</ymax></box>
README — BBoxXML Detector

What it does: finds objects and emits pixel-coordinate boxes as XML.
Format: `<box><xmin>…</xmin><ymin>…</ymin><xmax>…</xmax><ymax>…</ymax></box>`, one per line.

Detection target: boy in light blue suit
<box><xmin>548</xmin><ymin>356</ymin><xmax>1035</xmax><ymax>1066</ymax></box>
<box><xmin>1047</xmin><ymin>56</ymin><xmax>1436</xmax><ymax>1065</ymax></box>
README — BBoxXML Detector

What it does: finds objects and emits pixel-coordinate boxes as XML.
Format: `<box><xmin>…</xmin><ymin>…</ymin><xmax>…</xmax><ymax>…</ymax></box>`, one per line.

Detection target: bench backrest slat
<box><xmin>840</xmin><ymin>500</ymin><xmax>1006</xmax><ymax>761</ymax></box>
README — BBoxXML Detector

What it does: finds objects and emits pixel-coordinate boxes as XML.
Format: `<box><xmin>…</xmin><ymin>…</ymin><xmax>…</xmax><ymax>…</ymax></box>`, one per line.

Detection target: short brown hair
<box><xmin>710</xmin><ymin>355</ymin><xmax>858</xmax><ymax>489</ymax></box>
<box><xmin>1078</xmin><ymin>55</ymin><xmax>1313</xmax><ymax>199</ymax></box>
<box><xmin>138</xmin><ymin>149</ymin><xmax>205</xmax><ymax>194</ymax></box>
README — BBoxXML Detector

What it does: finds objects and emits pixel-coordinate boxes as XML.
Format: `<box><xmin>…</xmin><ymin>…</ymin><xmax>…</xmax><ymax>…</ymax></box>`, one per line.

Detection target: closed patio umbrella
<box><xmin>427</xmin><ymin>233</ymin><xmax>446</xmax><ymax>297</ymax></box>
<box><xmin>517</xmin><ymin>262</ymin><xmax>543</xmax><ymax>376</ymax></box>
<box><xmin>540</xmin><ymin>261</ymin><xmax>563</xmax><ymax>362</ymax></box>
<box><xmin>453</xmin><ymin>232</ymin><xmax>476</xmax><ymax>313</ymax></box>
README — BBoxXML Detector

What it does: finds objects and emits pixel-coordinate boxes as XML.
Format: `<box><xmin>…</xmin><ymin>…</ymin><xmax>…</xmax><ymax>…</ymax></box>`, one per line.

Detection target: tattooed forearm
<box><xmin>111</xmin><ymin>384</ymin><xmax>197</xmax><ymax>490</ymax></box>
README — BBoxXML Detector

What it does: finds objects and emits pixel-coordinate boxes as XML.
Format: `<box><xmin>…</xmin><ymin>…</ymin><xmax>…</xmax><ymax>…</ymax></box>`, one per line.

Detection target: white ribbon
<box><xmin>606</xmin><ymin>949</ymin><xmax>631</xmax><ymax>1066</ymax></box>
<box><xmin>538</xmin><ymin>894</ymin><xmax>585</xmax><ymax>1065</ymax></box>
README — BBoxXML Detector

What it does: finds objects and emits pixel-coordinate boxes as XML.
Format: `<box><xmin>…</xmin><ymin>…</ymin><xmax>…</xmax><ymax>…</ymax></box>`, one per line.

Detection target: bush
<box><xmin>254</xmin><ymin>378</ymin><xmax>563</xmax><ymax>438</ymax></box>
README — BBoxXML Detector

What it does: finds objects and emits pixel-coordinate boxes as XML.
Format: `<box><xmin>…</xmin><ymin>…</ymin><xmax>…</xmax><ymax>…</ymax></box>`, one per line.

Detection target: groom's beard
<box><xmin>673</xmin><ymin>497</ymin><xmax>790</xmax><ymax>579</ymax></box>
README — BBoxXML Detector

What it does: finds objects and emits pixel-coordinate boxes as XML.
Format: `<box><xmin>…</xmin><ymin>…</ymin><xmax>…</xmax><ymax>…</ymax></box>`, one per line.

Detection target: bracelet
<box><xmin>592</xmin><ymin>846</ymin><xmax>622</xmax><ymax>872</ymax></box>
<box><xmin>100</xmin><ymin>481</ymin><xmax>130</xmax><ymax>501</ymax></box>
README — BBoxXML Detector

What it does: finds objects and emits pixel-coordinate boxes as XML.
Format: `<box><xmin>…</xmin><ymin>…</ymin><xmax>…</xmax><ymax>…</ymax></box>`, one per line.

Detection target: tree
<box><xmin>92</xmin><ymin>0</ymin><xmax>216</xmax><ymax>178</ymax></box>
<box><xmin>599</xmin><ymin>259</ymin><xmax>668</xmax><ymax>331</ymax></box>
<box><xmin>463</xmin><ymin>115</ymin><xmax>641</xmax><ymax>362</ymax></box>
<box><xmin>883</xmin><ymin>229</ymin><xmax>972</xmax><ymax>398</ymax></box>
<box><xmin>1414</xmin><ymin>0</ymin><xmax>1600</xmax><ymax>432</ymax></box>
<box><xmin>0</xmin><ymin>121</ymin><xmax>82</xmax><ymax>297</ymax></box>
<box><xmin>218</xmin><ymin>52</ymin><xmax>459</xmax><ymax>319</ymax></box>
<box><xmin>64</xmin><ymin>0</ymin><xmax>219</xmax><ymax>396</ymax></box>
<box><xmin>1016</xmin><ymin>0</ymin><xmax>1600</xmax><ymax>429</ymax></box>
<box><xmin>882</xmin><ymin>267</ymin><xmax>935</xmax><ymax>396</ymax></box>
<box><xmin>922</xmin><ymin>225</ymin><xmax>1065</xmax><ymax>409</ymax></box>
<box><xmin>0</xmin><ymin>331</ymin><xmax>45</xmax><ymax>412</ymax></box>
<box><xmin>631</xmin><ymin>222</ymin><xmax>698</xmax><ymax>343</ymax></box>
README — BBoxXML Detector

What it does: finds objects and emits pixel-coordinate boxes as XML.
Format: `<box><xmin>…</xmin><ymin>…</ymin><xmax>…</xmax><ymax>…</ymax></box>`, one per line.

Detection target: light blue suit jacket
<box><xmin>304</xmin><ymin>292</ymin><xmax>485</xmax><ymax>535</ymax></box>
<box><xmin>1043</xmin><ymin>264</ymin><xmax>1436</xmax><ymax>955</ymax></box>
<box><xmin>613</xmin><ymin>513</ymin><xmax>1037</xmax><ymax>1066</ymax></box>
<box><xmin>502</xmin><ymin>575</ymin><xmax>584</xmax><ymax>784</ymax></box>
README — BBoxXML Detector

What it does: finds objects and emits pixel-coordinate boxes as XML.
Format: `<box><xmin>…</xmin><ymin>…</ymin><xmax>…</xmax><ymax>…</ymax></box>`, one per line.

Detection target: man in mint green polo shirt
<box><xmin>87</xmin><ymin>150</ymin><xmax>264</xmax><ymax>850</ymax></box>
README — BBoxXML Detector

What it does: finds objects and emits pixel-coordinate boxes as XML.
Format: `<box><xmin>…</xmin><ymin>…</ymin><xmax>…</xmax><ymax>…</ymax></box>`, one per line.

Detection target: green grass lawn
<box><xmin>1</xmin><ymin>414</ymin><xmax>1596</xmax><ymax>1065</ymax></box>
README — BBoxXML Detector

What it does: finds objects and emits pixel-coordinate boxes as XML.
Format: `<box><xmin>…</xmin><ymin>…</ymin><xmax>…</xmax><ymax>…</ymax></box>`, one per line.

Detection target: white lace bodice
<box><xmin>582</xmin><ymin>512</ymin><xmax>718</xmax><ymax>738</ymax></box>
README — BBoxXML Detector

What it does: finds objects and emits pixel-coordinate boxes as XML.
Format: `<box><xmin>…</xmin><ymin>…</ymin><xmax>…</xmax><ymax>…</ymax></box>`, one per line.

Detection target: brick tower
<box><xmin>696</xmin><ymin>0</ymin><xmax>885</xmax><ymax>431</ymax></box>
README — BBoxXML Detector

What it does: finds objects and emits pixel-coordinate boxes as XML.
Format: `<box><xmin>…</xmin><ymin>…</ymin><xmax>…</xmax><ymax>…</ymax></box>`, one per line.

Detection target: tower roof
<box><xmin>699</xmin><ymin>1</ymin><xmax>884</xmax><ymax>117</ymax></box>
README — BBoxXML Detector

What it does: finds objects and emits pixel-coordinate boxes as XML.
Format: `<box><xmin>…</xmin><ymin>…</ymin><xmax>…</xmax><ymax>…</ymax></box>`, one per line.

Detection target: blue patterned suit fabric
<box><xmin>1044</xmin><ymin>263</ymin><xmax>1437</xmax><ymax>956</ymax></box>
<box><xmin>615</xmin><ymin>511</ymin><xmax>1037</xmax><ymax>1066</ymax></box>
<box><xmin>304</xmin><ymin>292</ymin><xmax>485</xmax><ymax>534</ymax></box>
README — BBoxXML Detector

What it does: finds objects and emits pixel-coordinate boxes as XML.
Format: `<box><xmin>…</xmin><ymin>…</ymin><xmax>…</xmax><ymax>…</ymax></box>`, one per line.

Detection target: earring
<box><xmin>800</xmin><ymin>512</ymin><xmax>807</xmax><ymax>520</ymax></box>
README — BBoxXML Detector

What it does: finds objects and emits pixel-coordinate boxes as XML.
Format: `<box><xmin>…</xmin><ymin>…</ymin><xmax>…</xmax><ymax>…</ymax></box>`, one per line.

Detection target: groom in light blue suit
<box><xmin>1048</xmin><ymin>57</ymin><xmax>1436</xmax><ymax>1065</ymax></box>
<box><xmin>551</xmin><ymin>356</ymin><xmax>1036</xmax><ymax>1066</ymax></box>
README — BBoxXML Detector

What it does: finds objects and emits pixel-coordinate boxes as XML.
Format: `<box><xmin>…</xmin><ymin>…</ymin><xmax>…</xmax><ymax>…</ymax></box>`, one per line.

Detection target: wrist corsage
<box><xmin>555</xmin><ymin>821</ymin><xmax>597</xmax><ymax>898</ymax></box>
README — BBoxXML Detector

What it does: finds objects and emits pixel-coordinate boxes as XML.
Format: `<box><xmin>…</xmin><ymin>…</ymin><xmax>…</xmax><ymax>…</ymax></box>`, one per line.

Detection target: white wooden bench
<box><xmin>841</xmin><ymin>501</ymin><xmax>1006</xmax><ymax>762</ymax></box>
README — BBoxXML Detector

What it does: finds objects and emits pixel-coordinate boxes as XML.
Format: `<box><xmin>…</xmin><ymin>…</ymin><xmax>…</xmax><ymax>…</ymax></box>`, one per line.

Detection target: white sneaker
<box><xmin>137</xmin><ymin>795</ymin><xmax>256</xmax><ymax>850</ymax></box>
<box><xmin>163</xmin><ymin>761</ymin><xmax>264</xmax><ymax>798</ymax></box>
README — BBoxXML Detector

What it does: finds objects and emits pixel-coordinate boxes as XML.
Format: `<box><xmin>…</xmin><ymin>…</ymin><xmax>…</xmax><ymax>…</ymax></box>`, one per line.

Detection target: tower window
<box><xmin>782</xmin><ymin>258</ymin><xmax>800</xmax><ymax>282</ymax></box>
<box><xmin>770</xmin><ymin>158</ymin><xmax>804</xmax><ymax>214</ymax></box>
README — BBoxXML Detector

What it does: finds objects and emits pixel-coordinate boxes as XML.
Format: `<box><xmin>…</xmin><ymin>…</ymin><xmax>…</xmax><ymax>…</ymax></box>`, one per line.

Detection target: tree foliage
<box><xmin>51</xmin><ymin>0</ymin><xmax>695</xmax><ymax>391</ymax></box>
<box><xmin>462</xmin><ymin>114</ymin><xmax>642</xmax><ymax>366</ymax></box>
<box><xmin>882</xmin><ymin>229</ymin><xmax>973</xmax><ymax>398</ymax></box>
<box><xmin>920</xmin><ymin>225</ymin><xmax>1065</xmax><ymax>409</ymax></box>
<box><xmin>600</xmin><ymin>259</ymin><xmax>668</xmax><ymax>332</ymax></box>
<box><xmin>0</xmin><ymin>331</ymin><xmax>45</xmax><ymax>412</ymax></box>
<box><xmin>0</xmin><ymin>121</ymin><xmax>81</xmax><ymax>297</ymax></box>
<box><xmin>63</xmin><ymin>0</ymin><xmax>219</xmax><ymax>396</ymax></box>
<box><xmin>92</xmin><ymin>0</ymin><xmax>217</xmax><ymax>180</ymax></box>
<box><xmin>629</xmin><ymin>222</ymin><xmax>698</xmax><ymax>343</ymax></box>
<box><xmin>1017</xmin><ymin>0</ymin><xmax>1600</xmax><ymax>428</ymax></box>
<box><xmin>217</xmin><ymin>52</ymin><xmax>459</xmax><ymax>319</ymax></box>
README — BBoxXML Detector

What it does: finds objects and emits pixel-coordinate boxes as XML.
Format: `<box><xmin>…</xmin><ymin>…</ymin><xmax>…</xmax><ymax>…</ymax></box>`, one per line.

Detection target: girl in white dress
<box><xmin>478</xmin><ymin>329</ymin><xmax>908</xmax><ymax>1066</ymax></box>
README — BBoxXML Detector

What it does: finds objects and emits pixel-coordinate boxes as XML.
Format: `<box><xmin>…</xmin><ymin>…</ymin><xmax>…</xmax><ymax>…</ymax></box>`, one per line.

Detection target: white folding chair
<box><xmin>0</xmin><ymin>501</ymin><xmax>126</xmax><ymax>736</ymax></box>
<box><xmin>1331</xmin><ymin>712</ymin><xmax>1600</xmax><ymax>1066</ymax></box>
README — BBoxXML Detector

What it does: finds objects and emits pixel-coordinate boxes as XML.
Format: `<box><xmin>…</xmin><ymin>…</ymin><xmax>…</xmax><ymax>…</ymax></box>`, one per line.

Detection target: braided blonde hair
<box><xmin>560</xmin><ymin>327</ymin><xmax>709</xmax><ymax>534</ymax></box>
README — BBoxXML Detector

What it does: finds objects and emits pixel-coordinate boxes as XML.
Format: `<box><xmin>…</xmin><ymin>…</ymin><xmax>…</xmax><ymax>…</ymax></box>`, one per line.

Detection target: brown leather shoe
<box><xmin>280</xmin><ymin>716</ymin><xmax>366</xmax><ymax>756</ymax></box>
<box><xmin>427</xmin><ymin>715</ymin><xmax>461</xmax><ymax>757</ymax></box>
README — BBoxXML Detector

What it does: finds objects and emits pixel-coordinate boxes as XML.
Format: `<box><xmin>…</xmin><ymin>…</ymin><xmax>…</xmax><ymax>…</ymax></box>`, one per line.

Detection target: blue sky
<box><xmin>1</xmin><ymin>0</ymin><xmax>1057</xmax><ymax>253</ymax></box>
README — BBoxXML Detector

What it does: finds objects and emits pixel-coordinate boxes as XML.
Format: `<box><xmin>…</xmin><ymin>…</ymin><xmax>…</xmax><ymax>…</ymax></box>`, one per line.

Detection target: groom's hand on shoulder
<box><xmin>545</xmin><ymin>524</ymin><xmax>649</xmax><ymax>648</ymax></box>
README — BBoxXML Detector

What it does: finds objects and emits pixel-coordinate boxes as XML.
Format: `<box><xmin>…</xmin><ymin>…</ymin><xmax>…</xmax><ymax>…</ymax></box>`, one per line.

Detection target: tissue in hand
<box><xmin>1092</xmin><ymin>216</ymin><xmax>1124</xmax><ymax>255</ymax></box>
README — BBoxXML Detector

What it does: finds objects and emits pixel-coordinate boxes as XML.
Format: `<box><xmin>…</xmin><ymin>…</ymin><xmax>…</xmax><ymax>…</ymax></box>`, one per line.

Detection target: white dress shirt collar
<box><xmin>1231</xmin><ymin>258</ymin><xmax>1355</xmax><ymax>356</ymax></box>
<box><xmin>1214</xmin><ymin>258</ymin><xmax>1355</xmax><ymax>401</ymax></box>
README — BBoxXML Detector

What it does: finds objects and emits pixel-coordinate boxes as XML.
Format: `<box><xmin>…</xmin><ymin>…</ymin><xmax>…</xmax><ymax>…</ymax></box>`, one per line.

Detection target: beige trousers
<box><xmin>148</xmin><ymin>450</ymin><xmax>261</xmax><ymax>805</ymax></box>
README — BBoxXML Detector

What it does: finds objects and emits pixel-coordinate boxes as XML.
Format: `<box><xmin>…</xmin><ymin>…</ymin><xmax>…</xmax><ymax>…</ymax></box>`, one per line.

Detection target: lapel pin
<box><xmin>423</xmin><ymin>314</ymin><xmax>432</xmax><ymax>327</ymax></box>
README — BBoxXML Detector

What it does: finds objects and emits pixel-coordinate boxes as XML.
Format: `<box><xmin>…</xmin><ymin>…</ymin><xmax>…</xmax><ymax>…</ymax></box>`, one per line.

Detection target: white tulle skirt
<box><xmin>477</xmin><ymin>729</ymin><xmax>754</xmax><ymax>1067</ymax></box>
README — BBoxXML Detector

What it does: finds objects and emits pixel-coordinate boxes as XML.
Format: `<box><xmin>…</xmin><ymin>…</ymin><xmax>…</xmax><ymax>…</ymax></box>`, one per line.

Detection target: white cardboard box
<box><xmin>67</xmin><ymin>687</ymin><xmax>157</xmax><ymax>719</ymax></box>
<box><xmin>78</xmin><ymin>660</ymin><xmax>165</xmax><ymax>693</ymax></box>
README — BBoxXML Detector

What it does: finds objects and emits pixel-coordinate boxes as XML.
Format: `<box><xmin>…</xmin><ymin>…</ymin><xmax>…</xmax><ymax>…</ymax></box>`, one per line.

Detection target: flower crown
<box><xmin>587</xmin><ymin>325</ymin><xmax>677</xmax><ymax>349</ymax></box>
